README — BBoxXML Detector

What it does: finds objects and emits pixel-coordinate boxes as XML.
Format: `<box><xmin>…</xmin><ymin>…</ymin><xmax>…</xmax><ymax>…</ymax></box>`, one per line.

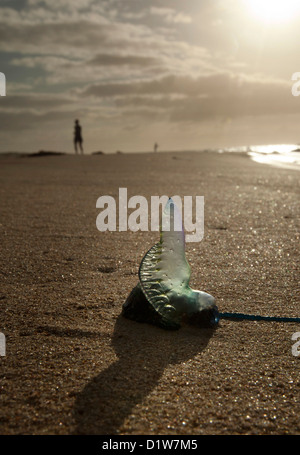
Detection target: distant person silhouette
<box><xmin>154</xmin><ymin>142</ymin><xmax>158</xmax><ymax>153</ymax></box>
<box><xmin>74</xmin><ymin>119</ymin><xmax>83</xmax><ymax>154</ymax></box>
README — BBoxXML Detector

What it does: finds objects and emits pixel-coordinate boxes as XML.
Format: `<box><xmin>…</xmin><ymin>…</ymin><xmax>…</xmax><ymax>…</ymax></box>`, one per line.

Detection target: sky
<box><xmin>1</xmin><ymin>0</ymin><xmax>300</xmax><ymax>153</ymax></box>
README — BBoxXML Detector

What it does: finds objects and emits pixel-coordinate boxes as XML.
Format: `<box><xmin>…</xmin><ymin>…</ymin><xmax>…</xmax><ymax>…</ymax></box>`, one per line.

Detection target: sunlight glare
<box><xmin>244</xmin><ymin>0</ymin><xmax>300</xmax><ymax>24</ymax></box>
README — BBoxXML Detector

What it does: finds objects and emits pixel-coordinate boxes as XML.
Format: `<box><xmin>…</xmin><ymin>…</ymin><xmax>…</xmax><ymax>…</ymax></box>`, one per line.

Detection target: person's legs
<box><xmin>79</xmin><ymin>140</ymin><xmax>84</xmax><ymax>154</ymax></box>
<box><xmin>74</xmin><ymin>140</ymin><xmax>78</xmax><ymax>154</ymax></box>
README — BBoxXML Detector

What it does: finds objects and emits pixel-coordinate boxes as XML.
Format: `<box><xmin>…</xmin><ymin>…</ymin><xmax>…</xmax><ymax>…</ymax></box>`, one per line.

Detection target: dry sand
<box><xmin>0</xmin><ymin>151</ymin><xmax>299</xmax><ymax>435</ymax></box>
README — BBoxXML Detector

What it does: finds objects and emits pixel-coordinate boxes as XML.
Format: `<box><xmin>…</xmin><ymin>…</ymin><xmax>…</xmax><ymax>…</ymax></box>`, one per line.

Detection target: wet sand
<box><xmin>0</xmin><ymin>151</ymin><xmax>299</xmax><ymax>435</ymax></box>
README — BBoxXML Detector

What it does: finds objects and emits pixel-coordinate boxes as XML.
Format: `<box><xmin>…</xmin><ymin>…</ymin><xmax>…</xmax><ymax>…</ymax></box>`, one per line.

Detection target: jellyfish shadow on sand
<box><xmin>74</xmin><ymin>314</ymin><xmax>215</xmax><ymax>434</ymax></box>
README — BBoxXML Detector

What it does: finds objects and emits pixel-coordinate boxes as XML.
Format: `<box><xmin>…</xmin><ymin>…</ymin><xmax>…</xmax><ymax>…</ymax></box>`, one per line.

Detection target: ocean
<box><xmin>219</xmin><ymin>143</ymin><xmax>300</xmax><ymax>171</ymax></box>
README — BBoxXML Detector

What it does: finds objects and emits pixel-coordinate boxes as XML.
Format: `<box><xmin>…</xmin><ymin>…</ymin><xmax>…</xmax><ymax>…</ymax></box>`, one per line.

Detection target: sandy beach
<box><xmin>0</xmin><ymin>150</ymin><xmax>299</xmax><ymax>435</ymax></box>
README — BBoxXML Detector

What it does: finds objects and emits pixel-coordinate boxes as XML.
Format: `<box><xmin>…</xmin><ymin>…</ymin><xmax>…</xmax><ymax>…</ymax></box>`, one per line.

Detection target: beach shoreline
<box><xmin>0</xmin><ymin>151</ymin><xmax>299</xmax><ymax>435</ymax></box>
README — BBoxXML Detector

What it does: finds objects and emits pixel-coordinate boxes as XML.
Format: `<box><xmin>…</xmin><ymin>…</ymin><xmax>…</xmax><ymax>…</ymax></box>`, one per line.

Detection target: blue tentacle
<box><xmin>219</xmin><ymin>312</ymin><xmax>300</xmax><ymax>323</ymax></box>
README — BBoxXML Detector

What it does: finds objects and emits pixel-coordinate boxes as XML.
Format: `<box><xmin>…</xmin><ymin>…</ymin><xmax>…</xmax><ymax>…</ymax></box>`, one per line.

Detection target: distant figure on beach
<box><xmin>154</xmin><ymin>142</ymin><xmax>158</xmax><ymax>153</ymax></box>
<box><xmin>74</xmin><ymin>119</ymin><xmax>84</xmax><ymax>154</ymax></box>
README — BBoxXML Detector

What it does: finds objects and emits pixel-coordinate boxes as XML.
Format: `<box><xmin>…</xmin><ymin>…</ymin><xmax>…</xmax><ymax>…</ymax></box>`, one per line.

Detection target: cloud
<box><xmin>150</xmin><ymin>7</ymin><xmax>192</xmax><ymax>24</ymax></box>
<box><xmin>1</xmin><ymin>0</ymin><xmax>300</xmax><ymax>151</ymax></box>
<box><xmin>0</xmin><ymin>93</ymin><xmax>74</xmax><ymax>111</ymax></box>
<box><xmin>0</xmin><ymin>109</ymin><xmax>74</xmax><ymax>131</ymax></box>
<box><xmin>11</xmin><ymin>55</ymin><xmax>75</xmax><ymax>70</ymax></box>
<box><xmin>88</xmin><ymin>54</ymin><xmax>160</xmax><ymax>67</ymax></box>
<box><xmin>0</xmin><ymin>21</ymin><xmax>111</xmax><ymax>55</ymax></box>
<box><xmin>27</xmin><ymin>0</ymin><xmax>95</xmax><ymax>9</ymax></box>
<box><xmin>0</xmin><ymin>14</ymin><xmax>185</xmax><ymax>69</ymax></box>
<box><xmin>81</xmin><ymin>74</ymin><xmax>204</xmax><ymax>98</ymax></box>
<box><xmin>81</xmin><ymin>72</ymin><xmax>283</xmax><ymax>98</ymax></box>
<box><xmin>83</xmin><ymin>72</ymin><xmax>295</xmax><ymax>123</ymax></box>
<box><xmin>0</xmin><ymin>2</ymin><xmax>210</xmax><ymax>86</ymax></box>
<box><xmin>10</xmin><ymin>53</ymin><xmax>166</xmax><ymax>86</ymax></box>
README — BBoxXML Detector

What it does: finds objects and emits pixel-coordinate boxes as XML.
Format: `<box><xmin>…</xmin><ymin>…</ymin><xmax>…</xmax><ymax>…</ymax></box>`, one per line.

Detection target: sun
<box><xmin>244</xmin><ymin>0</ymin><xmax>300</xmax><ymax>24</ymax></box>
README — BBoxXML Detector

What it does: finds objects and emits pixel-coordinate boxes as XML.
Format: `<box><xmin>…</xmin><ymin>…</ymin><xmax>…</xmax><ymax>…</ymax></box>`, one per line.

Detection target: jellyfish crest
<box><xmin>139</xmin><ymin>198</ymin><xmax>191</xmax><ymax>321</ymax></box>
